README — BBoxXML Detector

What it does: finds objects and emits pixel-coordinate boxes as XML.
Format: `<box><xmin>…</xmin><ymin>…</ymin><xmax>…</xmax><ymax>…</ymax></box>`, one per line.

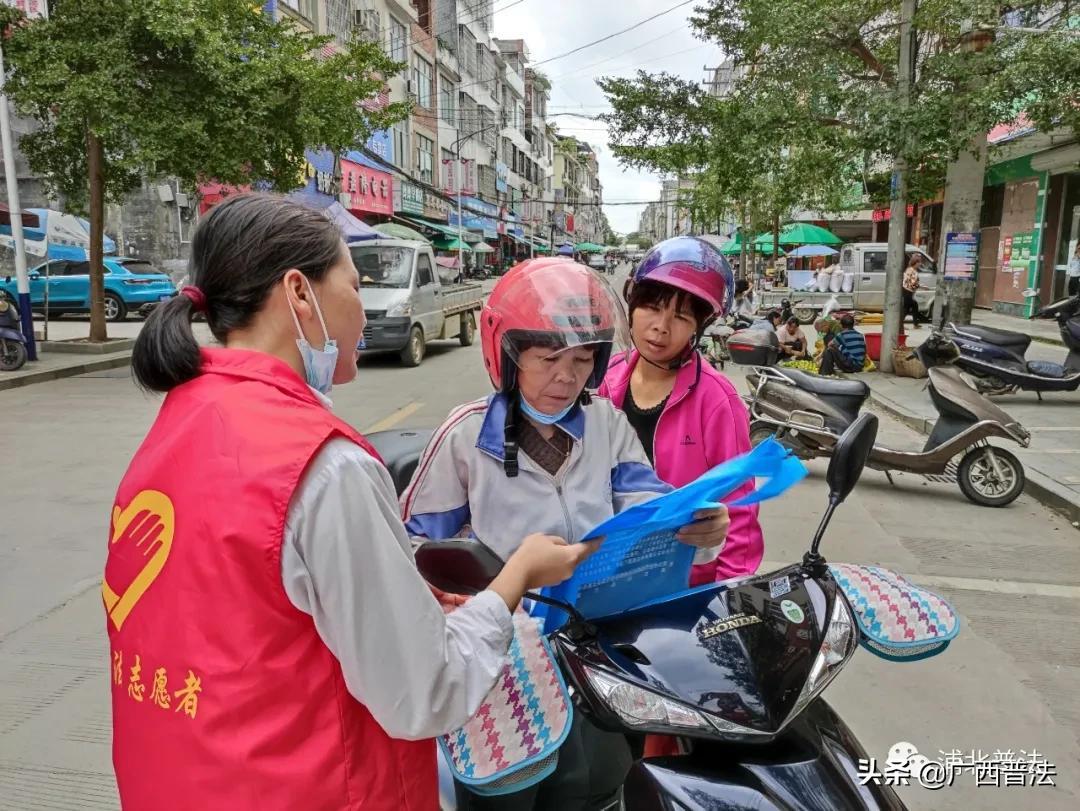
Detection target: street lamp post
<box><xmin>451</xmin><ymin>122</ymin><xmax>501</xmax><ymax>277</ymax></box>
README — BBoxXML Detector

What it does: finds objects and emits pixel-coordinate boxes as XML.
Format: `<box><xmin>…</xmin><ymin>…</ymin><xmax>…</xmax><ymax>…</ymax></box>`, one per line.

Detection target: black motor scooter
<box><xmin>946</xmin><ymin>293</ymin><xmax>1080</xmax><ymax>397</ymax></box>
<box><xmin>369</xmin><ymin>416</ymin><xmax>946</xmax><ymax>810</ymax></box>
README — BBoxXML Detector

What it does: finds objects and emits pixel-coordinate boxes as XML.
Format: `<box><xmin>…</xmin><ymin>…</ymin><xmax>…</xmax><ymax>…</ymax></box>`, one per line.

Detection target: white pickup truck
<box><xmin>760</xmin><ymin>243</ymin><xmax>937</xmax><ymax>323</ymax></box>
<box><xmin>350</xmin><ymin>239</ymin><xmax>483</xmax><ymax>367</ymax></box>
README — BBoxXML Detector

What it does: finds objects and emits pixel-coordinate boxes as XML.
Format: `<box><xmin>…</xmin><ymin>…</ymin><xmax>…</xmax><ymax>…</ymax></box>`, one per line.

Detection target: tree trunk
<box><xmin>739</xmin><ymin>206</ymin><xmax>750</xmax><ymax>283</ymax></box>
<box><xmin>932</xmin><ymin>133</ymin><xmax>986</xmax><ymax>327</ymax></box>
<box><xmin>772</xmin><ymin>213</ymin><xmax>780</xmax><ymax>275</ymax></box>
<box><xmin>87</xmin><ymin>129</ymin><xmax>107</xmax><ymax>343</ymax></box>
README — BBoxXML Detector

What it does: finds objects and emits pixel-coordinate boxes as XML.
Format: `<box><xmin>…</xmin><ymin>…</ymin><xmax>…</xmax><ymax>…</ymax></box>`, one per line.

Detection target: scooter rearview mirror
<box><xmin>805</xmin><ymin>413</ymin><xmax>880</xmax><ymax>569</ymax></box>
<box><xmin>826</xmin><ymin>413</ymin><xmax>879</xmax><ymax>504</ymax></box>
<box><xmin>414</xmin><ymin>539</ymin><xmax>506</xmax><ymax>596</ymax></box>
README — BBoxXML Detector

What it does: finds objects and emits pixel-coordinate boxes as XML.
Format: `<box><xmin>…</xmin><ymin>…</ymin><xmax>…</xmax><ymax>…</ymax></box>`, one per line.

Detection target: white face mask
<box><xmin>288</xmin><ymin>276</ymin><xmax>338</xmax><ymax>395</ymax></box>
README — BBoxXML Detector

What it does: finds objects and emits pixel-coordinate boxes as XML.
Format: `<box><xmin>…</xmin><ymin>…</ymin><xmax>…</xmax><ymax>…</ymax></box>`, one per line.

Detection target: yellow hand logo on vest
<box><xmin>103</xmin><ymin>490</ymin><xmax>175</xmax><ymax>631</ymax></box>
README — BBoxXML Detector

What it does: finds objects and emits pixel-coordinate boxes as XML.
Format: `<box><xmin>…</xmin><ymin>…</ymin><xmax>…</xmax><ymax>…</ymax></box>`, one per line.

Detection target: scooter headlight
<box><xmin>790</xmin><ymin>594</ymin><xmax>857</xmax><ymax>718</ymax></box>
<box><xmin>581</xmin><ymin>665</ymin><xmax>711</xmax><ymax>732</ymax></box>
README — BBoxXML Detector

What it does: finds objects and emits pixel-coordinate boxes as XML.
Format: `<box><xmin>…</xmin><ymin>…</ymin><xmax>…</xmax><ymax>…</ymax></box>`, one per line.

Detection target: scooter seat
<box><xmin>779</xmin><ymin>368</ymin><xmax>870</xmax><ymax>398</ymax></box>
<box><xmin>951</xmin><ymin>323</ymin><xmax>1031</xmax><ymax>353</ymax></box>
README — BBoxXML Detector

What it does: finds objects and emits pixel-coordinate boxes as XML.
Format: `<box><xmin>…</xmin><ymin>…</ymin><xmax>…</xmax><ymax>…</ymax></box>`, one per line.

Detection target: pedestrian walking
<box><xmin>903</xmin><ymin>254</ymin><xmax>923</xmax><ymax>328</ymax></box>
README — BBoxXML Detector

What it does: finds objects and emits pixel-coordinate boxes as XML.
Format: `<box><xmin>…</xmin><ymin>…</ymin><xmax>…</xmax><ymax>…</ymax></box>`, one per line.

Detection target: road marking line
<box><xmin>759</xmin><ymin>562</ymin><xmax>1080</xmax><ymax>599</ymax></box>
<box><xmin>1027</xmin><ymin>427</ymin><xmax>1080</xmax><ymax>432</ymax></box>
<box><xmin>363</xmin><ymin>401</ymin><xmax>423</xmax><ymax>434</ymax></box>
<box><xmin>913</xmin><ymin>575</ymin><xmax>1080</xmax><ymax>600</ymax></box>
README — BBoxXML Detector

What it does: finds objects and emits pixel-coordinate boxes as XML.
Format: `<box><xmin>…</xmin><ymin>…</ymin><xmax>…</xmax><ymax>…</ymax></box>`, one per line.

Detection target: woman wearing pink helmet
<box><xmin>600</xmin><ymin>236</ymin><xmax>764</xmax><ymax>585</ymax></box>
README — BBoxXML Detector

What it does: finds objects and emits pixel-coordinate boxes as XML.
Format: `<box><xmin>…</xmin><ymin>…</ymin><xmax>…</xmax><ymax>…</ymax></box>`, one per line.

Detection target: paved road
<box><xmin>2</xmin><ymin>294</ymin><xmax>1078</xmax><ymax>809</ymax></box>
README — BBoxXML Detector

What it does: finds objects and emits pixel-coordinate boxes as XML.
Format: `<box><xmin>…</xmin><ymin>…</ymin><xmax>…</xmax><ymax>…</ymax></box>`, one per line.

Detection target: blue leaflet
<box><xmin>540</xmin><ymin>438</ymin><xmax>807</xmax><ymax>630</ymax></box>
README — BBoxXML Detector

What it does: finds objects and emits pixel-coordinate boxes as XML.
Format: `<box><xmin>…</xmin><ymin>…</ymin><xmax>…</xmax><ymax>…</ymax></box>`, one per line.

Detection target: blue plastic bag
<box><xmin>540</xmin><ymin>438</ymin><xmax>807</xmax><ymax>630</ymax></box>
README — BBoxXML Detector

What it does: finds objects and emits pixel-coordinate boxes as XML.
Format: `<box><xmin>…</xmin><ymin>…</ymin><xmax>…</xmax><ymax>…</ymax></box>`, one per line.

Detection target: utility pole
<box><xmin>881</xmin><ymin>0</ymin><xmax>917</xmax><ymax>375</ymax></box>
<box><xmin>0</xmin><ymin>37</ymin><xmax>36</xmax><ymax>359</ymax></box>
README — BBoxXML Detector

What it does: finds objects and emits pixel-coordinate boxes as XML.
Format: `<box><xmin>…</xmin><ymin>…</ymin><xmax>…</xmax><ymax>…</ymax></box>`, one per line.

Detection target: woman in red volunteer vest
<box><xmin>107</xmin><ymin>193</ymin><xmax>595</xmax><ymax>810</ymax></box>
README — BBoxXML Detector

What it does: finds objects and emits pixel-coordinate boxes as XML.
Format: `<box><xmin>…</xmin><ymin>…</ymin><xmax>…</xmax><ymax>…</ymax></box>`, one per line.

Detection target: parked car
<box><xmin>0</xmin><ymin>257</ymin><xmax>178</xmax><ymax>322</ymax></box>
<box><xmin>760</xmin><ymin>243</ymin><xmax>937</xmax><ymax>322</ymax></box>
<box><xmin>350</xmin><ymin>239</ymin><xmax>484</xmax><ymax>367</ymax></box>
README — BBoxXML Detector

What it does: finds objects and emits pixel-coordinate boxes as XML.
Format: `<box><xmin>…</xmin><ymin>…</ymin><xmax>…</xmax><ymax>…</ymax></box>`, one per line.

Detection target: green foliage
<box><xmin>601</xmin><ymin>0</ymin><xmax>1078</xmax><ymax>228</ymax></box>
<box><xmin>0</xmin><ymin>0</ymin><xmax>408</xmax><ymax>213</ymax></box>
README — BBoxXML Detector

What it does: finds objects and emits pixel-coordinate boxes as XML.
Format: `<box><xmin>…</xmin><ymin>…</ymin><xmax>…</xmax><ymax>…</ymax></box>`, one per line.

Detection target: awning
<box><xmin>400</xmin><ymin>215</ymin><xmax>474</xmax><ymax>241</ymax></box>
<box><xmin>432</xmin><ymin>237</ymin><xmax>473</xmax><ymax>252</ymax></box>
<box><xmin>0</xmin><ymin>205</ymin><xmax>40</xmax><ymax>229</ymax></box>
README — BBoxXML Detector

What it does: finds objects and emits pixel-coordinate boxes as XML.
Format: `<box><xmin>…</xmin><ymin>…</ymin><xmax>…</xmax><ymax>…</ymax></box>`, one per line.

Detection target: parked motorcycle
<box><xmin>368</xmin><ymin>416</ymin><xmax>958</xmax><ymax>810</ymax></box>
<box><xmin>741</xmin><ymin>332</ymin><xmax>1031</xmax><ymax>507</ymax></box>
<box><xmin>945</xmin><ymin>293</ymin><xmax>1080</xmax><ymax>397</ymax></box>
<box><xmin>0</xmin><ymin>294</ymin><xmax>29</xmax><ymax>371</ymax></box>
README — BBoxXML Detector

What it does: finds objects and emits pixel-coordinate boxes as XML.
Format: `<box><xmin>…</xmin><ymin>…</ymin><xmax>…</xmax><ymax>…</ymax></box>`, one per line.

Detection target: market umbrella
<box><xmin>1</xmin><ymin>208</ymin><xmax>118</xmax><ymax>260</ymax></box>
<box><xmin>472</xmin><ymin>242</ymin><xmax>495</xmax><ymax>254</ymax></box>
<box><xmin>718</xmin><ymin>239</ymin><xmax>743</xmax><ymax>256</ymax></box>
<box><xmin>375</xmin><ymin>222</ymin><xmax>430</xmax><ymax>242</ymax></box>
<box><xmin>432</xmin><ymin>237</ymin><xmax>472</xmax><ymax>252</ymax></box>
<box><xmin>557</xmin><ymin>243</ymin><xmax>574</xmax><ymax>256</ymax></box>
<box><xmin>776</xmin><ymin>223</ymin><xmax>842</xmax><ymax>246</ymax></box>
<box><xmin>574</xmin><ymin>241</ymin><xmax>604</xmax><ymax>253</ymax></box>
<box><xmin>788</xmin><ymin>244</ymin><xmax>839</xmax><ymax>257</ymax></box>
<box><xmin>750</xmin><ymin>234</ymin><xmax>787</xmax><ymax>256</ymax></box>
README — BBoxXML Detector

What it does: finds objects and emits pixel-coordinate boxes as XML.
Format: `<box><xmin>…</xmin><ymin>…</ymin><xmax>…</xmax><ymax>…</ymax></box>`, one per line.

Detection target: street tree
<box><xmin>603</xmin><ymin>0</ymin><xmax>1078</xmax><ymax>369</ymax></box>
<box><xmin>0</xmin><ymin>0</ymin><xmax>407</xmax><ymax>342</ymax></box>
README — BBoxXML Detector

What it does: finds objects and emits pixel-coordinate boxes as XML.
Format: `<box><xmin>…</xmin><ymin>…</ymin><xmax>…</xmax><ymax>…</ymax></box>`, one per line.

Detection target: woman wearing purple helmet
<box><xmin>600</xmin><ymin>236</ymin><xmax>763</xmax><ymax>585</ymax></box>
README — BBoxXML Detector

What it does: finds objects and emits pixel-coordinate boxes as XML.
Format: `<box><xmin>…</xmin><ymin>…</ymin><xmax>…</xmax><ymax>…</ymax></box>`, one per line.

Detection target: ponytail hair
<box><xmin>131</xmin><ymin>193</ymin><xmax>345</xmax><ymax>393</ymax></box>
<box><xmin>131</xmin><ymin>293</ymin><xmax>203</xmax><ymax>392</ymax></box>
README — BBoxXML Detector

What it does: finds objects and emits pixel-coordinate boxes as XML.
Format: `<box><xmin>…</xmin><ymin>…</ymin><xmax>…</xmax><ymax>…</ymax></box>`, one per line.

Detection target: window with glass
<box><xmin>413</xmin><ymin>57</ymin><xmax>433</xmax><ymax>109</ymax></box>
<box><xmin>416</xmin><ymin>135</ymin><xmax>434</xmax><ymax>183</ymax></box>
<box><xmin>439</xmin><ymin>75</ymin><xmax>456</xmax><ymax>125</ymax></box>
<box><xmin>389</xmin><ymin>17</ymin><xmax>408</xmax><ymax>63</ymax></box>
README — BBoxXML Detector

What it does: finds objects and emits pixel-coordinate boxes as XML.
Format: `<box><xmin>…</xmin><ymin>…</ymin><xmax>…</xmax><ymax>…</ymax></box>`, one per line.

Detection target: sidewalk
<box><xmin>0</xmin><ymin>350</ymin><xmax>133</xmax><ymax>392</ymax></box>
<box><xmin>863</xmin><ymin>371</ymin><xmax>1080</xmax><ymax>524</ymax></box>
<box><xmin>971</xmin><ymin>308</ymin><xmax>1063</xmax><ymax>347</ymax></box>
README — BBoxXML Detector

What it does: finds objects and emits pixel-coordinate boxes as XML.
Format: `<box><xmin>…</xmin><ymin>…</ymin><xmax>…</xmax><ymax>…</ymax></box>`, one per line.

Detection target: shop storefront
<box><xmin>980</xmin><ymin>152</ymin><xmax>1051</xmax><ymax>317</ymax></box>
<box><xmin>339</xmin><ymin>154</ymin><xmax>393</xmax><ymax>222</ymax></box>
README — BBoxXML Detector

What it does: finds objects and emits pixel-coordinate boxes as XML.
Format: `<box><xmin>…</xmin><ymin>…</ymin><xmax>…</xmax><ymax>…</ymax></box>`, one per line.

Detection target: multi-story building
<box><xmin>552</xmin><ymin>135</ymin><xmax>606</xmax><ymax>246</ymax></box>
<box><xmin>5</xmin><ymin>1</ymin><xmax>576</xmax><ymax>275</ymax></box>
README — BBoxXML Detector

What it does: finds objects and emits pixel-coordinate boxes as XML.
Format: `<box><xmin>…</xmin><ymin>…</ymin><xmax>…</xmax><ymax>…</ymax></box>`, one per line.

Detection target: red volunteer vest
<box><xmin>104</xmin><ymin>347</ymin><xmax>437</xmax><ymax>810</ymax></box>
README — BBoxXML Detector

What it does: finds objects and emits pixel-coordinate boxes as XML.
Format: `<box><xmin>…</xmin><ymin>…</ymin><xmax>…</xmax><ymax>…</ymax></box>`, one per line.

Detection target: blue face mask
<box><xmin>520</xmin><ymin>395</ymin><xmax>575</xmax><ymax>425</ymax></box>
<box><xmin>288</xmin><ymin>277</ymin><xmax>338</xmax><ymax>395</ymax></box>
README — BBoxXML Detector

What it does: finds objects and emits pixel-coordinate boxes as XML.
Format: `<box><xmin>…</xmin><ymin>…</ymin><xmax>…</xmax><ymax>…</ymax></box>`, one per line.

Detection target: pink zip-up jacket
<box><xmin>600</xmin><ymin>350</ymin><xmax>764</xmax><ymax>585</ymax></box>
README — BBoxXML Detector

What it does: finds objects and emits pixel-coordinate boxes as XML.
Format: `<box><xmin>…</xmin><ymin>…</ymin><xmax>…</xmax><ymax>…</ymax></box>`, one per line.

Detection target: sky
<box><xmin>493</xmin><ymin>0</ymin><xmax>722</xmax><ymax>236</ymax></box>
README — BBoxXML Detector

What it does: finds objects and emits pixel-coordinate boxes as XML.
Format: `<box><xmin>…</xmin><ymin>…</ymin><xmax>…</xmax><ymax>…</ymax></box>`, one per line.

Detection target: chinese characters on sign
<box><xmin>5</xmin><ymin>0</ymin><xmax>48</xmax><ymax>19</ymax></box>
<box><xmin>943</xmin><ymin>232</ymin><xmax>979</xmax><ymax>282</ymax></box>
<box><xmin>858</xmin><ymin>742</ymin><xmax>1056</xmax><ymax>790</ymax></box>
<box><xmin>111</xmin><ymin>648</ymin><xmax>203</xmax><ymax>721</ymax></box>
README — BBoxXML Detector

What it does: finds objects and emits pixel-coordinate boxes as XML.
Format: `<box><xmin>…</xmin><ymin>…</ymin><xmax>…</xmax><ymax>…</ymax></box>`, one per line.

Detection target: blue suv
<box><xmin>1</xmin><ymin>257</ymin><xmax>177</xmax><ymax>321</ymax></box>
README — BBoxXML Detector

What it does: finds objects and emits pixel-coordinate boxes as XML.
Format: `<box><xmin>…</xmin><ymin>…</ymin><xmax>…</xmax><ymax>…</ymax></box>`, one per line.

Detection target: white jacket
<box><xmin>401</xmin><ymin>393</ymin><xmax>673</xmax><ymax>559</ymax></box>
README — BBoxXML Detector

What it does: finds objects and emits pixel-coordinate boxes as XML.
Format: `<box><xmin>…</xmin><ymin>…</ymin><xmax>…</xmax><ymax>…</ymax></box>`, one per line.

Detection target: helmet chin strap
<box><xmin>638</xmin><ymin>340</ymin><xmax>695</xmax><ymax>372</ymax></box>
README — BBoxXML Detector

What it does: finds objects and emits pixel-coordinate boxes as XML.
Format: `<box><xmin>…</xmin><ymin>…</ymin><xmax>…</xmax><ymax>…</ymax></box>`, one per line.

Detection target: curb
<box><xmin>0</xmin><ymin>352</ymin><xmax>132</xmax><ymax>393</ymax></box>
<box><xmin>867</xmin><ymin>386</ymin><xmax>1080</xmax><ymax>525</ymax></box>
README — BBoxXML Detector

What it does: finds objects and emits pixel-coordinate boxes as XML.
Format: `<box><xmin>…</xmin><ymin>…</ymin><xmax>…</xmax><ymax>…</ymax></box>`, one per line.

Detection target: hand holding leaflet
<box><xmin>541</xmin><ymin>438</ymin><xmax>806</xmax><ymax>629</ymax></box>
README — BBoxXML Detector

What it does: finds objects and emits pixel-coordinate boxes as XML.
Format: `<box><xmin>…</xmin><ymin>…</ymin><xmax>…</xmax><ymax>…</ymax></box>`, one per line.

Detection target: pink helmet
<box><xmin>627</xmin><ymin>236</ymin><xmax>734</xmax><ymax>321</ymax></box>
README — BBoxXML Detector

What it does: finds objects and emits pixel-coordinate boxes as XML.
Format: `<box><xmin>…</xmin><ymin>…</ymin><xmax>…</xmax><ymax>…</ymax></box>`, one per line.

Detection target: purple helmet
<box><xmin>628</xmin><ymin>236</ymin><xmax>734</xmax><ymax>320</ymax></box>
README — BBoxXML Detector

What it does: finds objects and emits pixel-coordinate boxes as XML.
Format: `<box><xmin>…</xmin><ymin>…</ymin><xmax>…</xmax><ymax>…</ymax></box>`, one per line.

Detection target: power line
<box><xmin>529</xmin><ymin>0</ymin><xmax>699</xmax><ymax>67</ymax></box>
<box><xmin>545</xmin><ymin>22</ymin><xmax>689</xmax><ymax>81</ymax></box>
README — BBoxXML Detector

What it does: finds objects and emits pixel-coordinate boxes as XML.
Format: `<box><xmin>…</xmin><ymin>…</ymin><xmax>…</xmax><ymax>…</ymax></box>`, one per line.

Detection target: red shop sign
<box><xmin>339</xmin><ymin>159</ymin><xmax>393</xmax><ymax>216</ymax></box>
<box><xmin>872</xmin><ymin>204</ymin><xmax>916</xmax><ymax>222</ymax></box>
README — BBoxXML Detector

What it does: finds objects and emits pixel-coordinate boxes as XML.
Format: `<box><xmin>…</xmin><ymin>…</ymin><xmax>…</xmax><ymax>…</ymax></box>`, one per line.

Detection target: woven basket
<box><xmin>892</xmin><ymin>347</ymin><xmax>927</xmax><ymax>379</ymax></box>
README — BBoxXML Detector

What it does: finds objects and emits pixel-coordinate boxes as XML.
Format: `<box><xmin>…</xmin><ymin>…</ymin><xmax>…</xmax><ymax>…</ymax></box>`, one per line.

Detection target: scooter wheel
<box><xmin>957</xmin><ymin>446</ymin><xmax>1025</xmax><ymax>507</ymax></box>
<box><xmin>0</xmin><ymin>338</ymin><xmax>28</xmax><ymax>372</ymax></box>
<box><xmin>749</xmin><ymin>421</ymin><xmax>778</xmax><ymax>447</ymax></box>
